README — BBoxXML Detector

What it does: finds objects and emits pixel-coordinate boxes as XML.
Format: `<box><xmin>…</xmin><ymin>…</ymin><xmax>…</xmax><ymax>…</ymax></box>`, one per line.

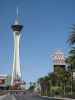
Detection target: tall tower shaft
<box><xmin>11</xmin><ymin>17</ymin><xmax>23</xmax><ymax>86</ymax></box>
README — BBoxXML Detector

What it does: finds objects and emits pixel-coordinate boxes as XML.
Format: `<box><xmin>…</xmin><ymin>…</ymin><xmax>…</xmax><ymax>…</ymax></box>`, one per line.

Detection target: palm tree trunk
<box><xmin>71</xmin><ymin>68</ymin><xmax>73</xmax><ymax>95</ymax></box>
<box><xmin>64</xmin><ymin>81</ymin><xmax>66</xmax><ymax>96</ymax></box>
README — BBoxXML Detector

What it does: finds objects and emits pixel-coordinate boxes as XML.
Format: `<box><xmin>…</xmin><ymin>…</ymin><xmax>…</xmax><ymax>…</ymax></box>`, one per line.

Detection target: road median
<box><xmin>39</xmin><ymin>95</ymin><xmax>75</xmax><ymax>100</ymax></box>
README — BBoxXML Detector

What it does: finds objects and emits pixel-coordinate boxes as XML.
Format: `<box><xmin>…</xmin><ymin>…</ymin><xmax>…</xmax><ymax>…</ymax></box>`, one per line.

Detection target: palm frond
<box><xmin>68</xmin><ymin>25</ymin><xmax>75</xmax><ymax>45</ymax></box>
<box><xmin>69</xmin><ymin>47</ymin><xmax>75</xmax><ymax>54</ymax></box>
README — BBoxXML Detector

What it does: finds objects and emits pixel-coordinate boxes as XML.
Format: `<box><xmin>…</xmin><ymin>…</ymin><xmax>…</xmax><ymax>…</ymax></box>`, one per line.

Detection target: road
<box><xmin>0</xmin><ymin>92</ymin><xmax>63</xmax><ymax>100</ymax></box>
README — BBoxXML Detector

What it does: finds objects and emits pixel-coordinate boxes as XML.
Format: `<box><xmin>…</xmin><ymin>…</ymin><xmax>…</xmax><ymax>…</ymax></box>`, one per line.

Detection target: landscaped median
<box><xmin>39</xmin><ymin>95</ymin><xmax>75</xmax><ymax>100</ymax></box>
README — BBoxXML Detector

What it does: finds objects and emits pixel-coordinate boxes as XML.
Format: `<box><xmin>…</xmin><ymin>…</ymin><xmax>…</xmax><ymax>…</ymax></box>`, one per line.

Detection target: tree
<box><xmin>48</xmin><ymin>72</ymin><xmax>59</xmax><ymax>96</ymax></box>
<box><xmin>43</xmin><ymin>76</ymin><xmax>50</xmax><ymax>96</ymax></box>
<box><xmin>38</xmin><ymin>77</ymin><xmax>45</xmax><ymax>96</ymax></box>
<box><xmin>66</xmin><ymin>47</ymin><xmax>75</xmax><ymax>95</ymax></box>
<box><xmin>28</xmin><ymin>82</ymin><xmax>36</xmax><ymax>92</ymax></box>
<box><xmin>68</xmin><ymin>25</ymin><xmax>75</xmax><ymax>45</ymax></box>
<box><xmin>38</xmin><ymin>76</ymin><xmax>50</xmax><ymax>96</ymax></box>
<box><xmin>67</xmin><ymin>25</ymin><xmax>75</xmax><ymax>95</ymax></box>
<box><xmin>48</xmin><ymin>72</ymin><xmax>58</xmax><ymax>86</ymax></box>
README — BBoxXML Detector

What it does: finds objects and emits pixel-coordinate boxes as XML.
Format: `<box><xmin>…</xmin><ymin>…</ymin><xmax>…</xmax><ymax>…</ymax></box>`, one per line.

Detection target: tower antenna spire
<box><xmin>15</xmin><ymin>7</ymin><xmax>20</xmax><ymax>25</ymax></box>
<box><xmin>17</xmin><ymin>7</ymin><xmax>19</xmax><ymax>17</ymax></box>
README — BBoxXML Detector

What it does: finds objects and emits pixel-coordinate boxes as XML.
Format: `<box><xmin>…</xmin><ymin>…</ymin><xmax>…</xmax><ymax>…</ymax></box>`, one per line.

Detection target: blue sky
<box><xmin>0</xmin><ymin>0</ymin><xmax>75</xmax><ymax>83</ymax></box>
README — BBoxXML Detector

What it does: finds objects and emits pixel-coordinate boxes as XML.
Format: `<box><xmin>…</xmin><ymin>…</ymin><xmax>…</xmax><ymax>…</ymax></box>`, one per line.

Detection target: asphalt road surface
<box><xmin>0</xmin><ymin>92</ymin><xmax>62</xmax><ymax>100</ymax></box>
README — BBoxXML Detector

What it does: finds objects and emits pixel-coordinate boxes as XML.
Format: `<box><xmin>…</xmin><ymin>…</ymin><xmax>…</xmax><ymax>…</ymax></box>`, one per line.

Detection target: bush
<box><xmin>50</xmin><ymin>86</ymin><xmax>63</xmax><ymax>96</ymax></box>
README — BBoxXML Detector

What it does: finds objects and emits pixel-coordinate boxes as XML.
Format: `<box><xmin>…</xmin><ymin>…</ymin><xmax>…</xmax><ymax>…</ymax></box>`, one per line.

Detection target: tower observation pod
<box><xmin>52</xmin><ymin>50</ymin><xmax>66</xmax><ymax>72</ymax></box>
<box><xmin>11</xmin><ymin>10</ymin><xmax>23</xmax><ymax>86</ymax></box>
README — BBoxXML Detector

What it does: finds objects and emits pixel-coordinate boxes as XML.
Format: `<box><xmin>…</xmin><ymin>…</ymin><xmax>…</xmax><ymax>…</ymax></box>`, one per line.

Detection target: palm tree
<box><xmin>63</xmin><ymin>71</ymin><xmax>71</xmax><ymax>95</ymax></box>
<box><xmin>38</xmin><ymin>76</ymin><xmax>50</xmax><ymax>96</ymax></box>
<box><xmin>38</xmin><ymin>77</ymin><xmax>45</xmax><ymax>96</ymax></box>
<box><xmin>66</xmin><ymin>47</ymin><xmax>75</xmax><ymax>71</ymax></box>
<box><xmin>66</xmin><ymin>47</ymin><xmax>75</xmax><ymax>95</ymax></box>
<box><xmin>42</xmin><ymin>76</ymin><xmax>49</xmax><ymax>96</ymax></box>
<box><xmin>68</xmin><ymin>25</ymin><xmax>75</xmax><ymax>45</ymax></box>
<box><xmin>48</xmin><ymin>72</ymin><xmax>58</xmax><ymax>95</ymax></box>
<box><xmin>48</xmin><ymin>72</ymin><xmax>58</xmax><ymax>86</ymax></box>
